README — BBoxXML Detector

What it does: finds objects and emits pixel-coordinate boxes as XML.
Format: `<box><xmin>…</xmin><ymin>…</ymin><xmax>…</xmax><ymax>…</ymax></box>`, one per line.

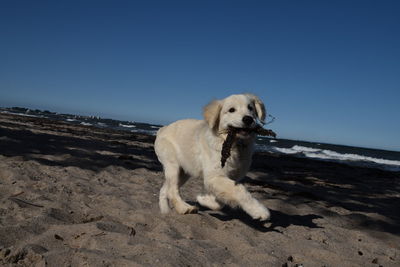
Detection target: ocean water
<box><xmin>2</xmin><ymin>107</ymin><xmax>400</xmax><ymax>172</ymax></box>
<box><xmin>256</xmin><ymin>137</ymin><xmax>400</xmax><ymax>172</ymax></box>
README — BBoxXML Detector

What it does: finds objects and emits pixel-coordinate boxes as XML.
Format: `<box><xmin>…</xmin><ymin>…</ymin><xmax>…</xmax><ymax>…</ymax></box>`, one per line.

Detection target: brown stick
<box><xmin>220</xmin><ymin>125</ymin><xmax>277</xmax><ymax>168</ymax></box>
<box><xmin>8</xmin><ymin>197</ymin><xmax>44</xmax><ymax>208</ymax></box>
<box><xmin>221</xmin><ymin>127</ymin><xmax>238</xmax><ymax>167</ymax></box>
<box><xmin>10</xmin><ymin>191</ymin><xmax>24</xmax><ymax>197</ymax></box>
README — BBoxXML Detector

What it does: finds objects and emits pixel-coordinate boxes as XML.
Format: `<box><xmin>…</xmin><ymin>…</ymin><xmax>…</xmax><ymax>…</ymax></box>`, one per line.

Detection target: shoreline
<box><xmin>3</xmin><ymin>107</ymin><xmax>399</xmax><ymax>172</ymax></box>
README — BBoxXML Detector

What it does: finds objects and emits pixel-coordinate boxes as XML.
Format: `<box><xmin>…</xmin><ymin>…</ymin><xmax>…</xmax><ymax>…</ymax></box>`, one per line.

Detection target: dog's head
<box><xmin>203</xmin><ymin>94</ymin><xmax>266</xmax><ymax>138</ymax></box>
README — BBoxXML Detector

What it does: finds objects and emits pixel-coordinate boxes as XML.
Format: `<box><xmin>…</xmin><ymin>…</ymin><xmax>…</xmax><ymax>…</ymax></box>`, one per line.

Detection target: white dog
<box><xmin>154</xmin><ymin>94</ymin><xmax>270</xmax><ymax>221</ymax></box>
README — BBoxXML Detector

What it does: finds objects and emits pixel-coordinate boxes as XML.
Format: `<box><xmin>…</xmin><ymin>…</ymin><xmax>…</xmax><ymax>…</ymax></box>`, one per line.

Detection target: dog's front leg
<box><xmin>205</xmin><ymin>175</ymin><xmax>270</xmax><ymax>221</ymax></box>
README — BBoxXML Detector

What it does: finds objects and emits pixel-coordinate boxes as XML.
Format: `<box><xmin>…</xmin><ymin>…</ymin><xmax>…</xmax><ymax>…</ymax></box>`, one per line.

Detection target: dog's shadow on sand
<box><xmin>202</xmin><ymin>206</ymin><xmax>323</xmax><ymax>233</ymax></box>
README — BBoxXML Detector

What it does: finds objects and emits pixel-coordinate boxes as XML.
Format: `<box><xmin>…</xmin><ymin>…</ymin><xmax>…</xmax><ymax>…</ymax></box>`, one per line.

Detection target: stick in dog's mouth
<box><xmin>220</xmin><ymin>125</ymin><xmax>277</xmax><ymax>168</ymax></box>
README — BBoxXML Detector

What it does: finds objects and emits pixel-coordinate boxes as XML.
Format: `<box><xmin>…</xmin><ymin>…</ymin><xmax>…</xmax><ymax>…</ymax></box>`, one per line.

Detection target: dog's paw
<box><xmin>249</xmin><ymin>205</ymin><xmax>271</xmax><ymax>221</ymax></box>
<box><xmin>183</xmin><ymin>206</ymin><xmax>199</xmax><ymax>214</ymax></box>
<box><xmin>175</xmin><ymin>203</ymin><xmax>198</xmax><ymax>215</ymax></box>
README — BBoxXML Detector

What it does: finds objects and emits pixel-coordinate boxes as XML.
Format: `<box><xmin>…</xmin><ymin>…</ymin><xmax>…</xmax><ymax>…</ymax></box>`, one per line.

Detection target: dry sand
<box><xmin>0</xmin><ymin>112</ymin><xmax>399</xmax><ymax>267</ymax></box>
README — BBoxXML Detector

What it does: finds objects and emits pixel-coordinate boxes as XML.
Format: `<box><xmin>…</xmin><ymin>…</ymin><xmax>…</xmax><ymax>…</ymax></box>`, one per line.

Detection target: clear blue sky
<box><xmin>0</xmin><ymin>0</ymin><xmax>399</xmax><ymax>151</ymax></box>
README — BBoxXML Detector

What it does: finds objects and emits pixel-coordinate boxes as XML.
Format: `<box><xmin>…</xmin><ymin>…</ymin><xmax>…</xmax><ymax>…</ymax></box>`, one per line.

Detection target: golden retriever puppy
<box><xmin>154</xmin><ymin>94</ymin><xmax>270</xmax><ymax>221</ymax></box>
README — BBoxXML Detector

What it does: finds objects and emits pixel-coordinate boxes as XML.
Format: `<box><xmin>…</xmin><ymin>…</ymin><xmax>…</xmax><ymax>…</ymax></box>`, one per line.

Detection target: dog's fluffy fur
<box><xmin>154</xmin><ymin>94</ymin><xmax>270</xmax><ymax>220</ymax></box>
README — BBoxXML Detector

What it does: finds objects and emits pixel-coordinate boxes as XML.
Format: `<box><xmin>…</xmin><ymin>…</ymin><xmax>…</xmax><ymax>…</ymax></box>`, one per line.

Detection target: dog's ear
<box><xmin>203</xmin><ymin>100</ymin><xmax>222</xmax><ymax>132</ymax></box>
<box><xmin>246</xmin><ymin>94</ymin><xmax>266</xmax><ymax>123</ymax></box>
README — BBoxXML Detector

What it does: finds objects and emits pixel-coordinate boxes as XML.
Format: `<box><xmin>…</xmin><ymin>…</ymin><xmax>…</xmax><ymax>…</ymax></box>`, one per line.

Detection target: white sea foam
<box><xmin>270</xmin><ymin>140</ymin><xmax>278</xmax><ymax>143</ymax></box>
<box><xmin>66</xmin><ymin>118</ymin><xmax>76</xmax><ymax>122</ymax></box>
<box><xmin>119</xmin><ymin>123</ymin><xmax>136</xmax><ymax>128</ymax></box>
<box><xmin>1</xmin><ymin>111</ymin><xmax>41</xmax><ymax>118</ymax></box>
<box><xmin>80</xmin><ymin>122</ymin><xmax>92</xmax><ymax>126</ymax></box>
<box><xmin>293</xmin><ymin>145</ymin><xmax>320</xmax><ymax>153</ymax></box>
<box><xmin>274</xmin><ymin>147</ymin><xmax>298</xmax><ymax>154</ymax></box>
<box><xmin>131</xmin><ymin>129</ymin><xmax>157</xmax><ymax>136</ymax></box>
<box><xmin>256</xmin><ymin>145</ymin><xmax>400</xmax><ymax>171</ymax></box>
<box><xmin>150</xmin><ymin>125</ymin><xmax>161</xmax><ymax>129</ymax></box>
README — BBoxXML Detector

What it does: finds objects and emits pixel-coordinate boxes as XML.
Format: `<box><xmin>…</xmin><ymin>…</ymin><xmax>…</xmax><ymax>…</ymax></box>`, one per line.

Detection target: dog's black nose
<box><xmin>242</xmin><ymin>116</ymin><xmax>254</xmax><ymax>126</ymax></box>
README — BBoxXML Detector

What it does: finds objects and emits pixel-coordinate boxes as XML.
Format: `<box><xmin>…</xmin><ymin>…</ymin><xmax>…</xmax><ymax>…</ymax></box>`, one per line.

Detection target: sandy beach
<box><xmin>0</xmin><ymin>112</ymin><xmax>399</xmax><ymax>267</ymax></box>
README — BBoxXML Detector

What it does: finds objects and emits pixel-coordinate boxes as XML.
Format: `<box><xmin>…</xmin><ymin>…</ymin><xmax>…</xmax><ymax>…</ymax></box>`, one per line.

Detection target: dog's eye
<box><xmin>248</xmin><ymin>105</ymin><xmax>253</xmax><ymax>111</ymax></box>
<box><xmin>228</xmin><ymin>108</ymin><xmax>236</xmax><ymax>113</ymax></box>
